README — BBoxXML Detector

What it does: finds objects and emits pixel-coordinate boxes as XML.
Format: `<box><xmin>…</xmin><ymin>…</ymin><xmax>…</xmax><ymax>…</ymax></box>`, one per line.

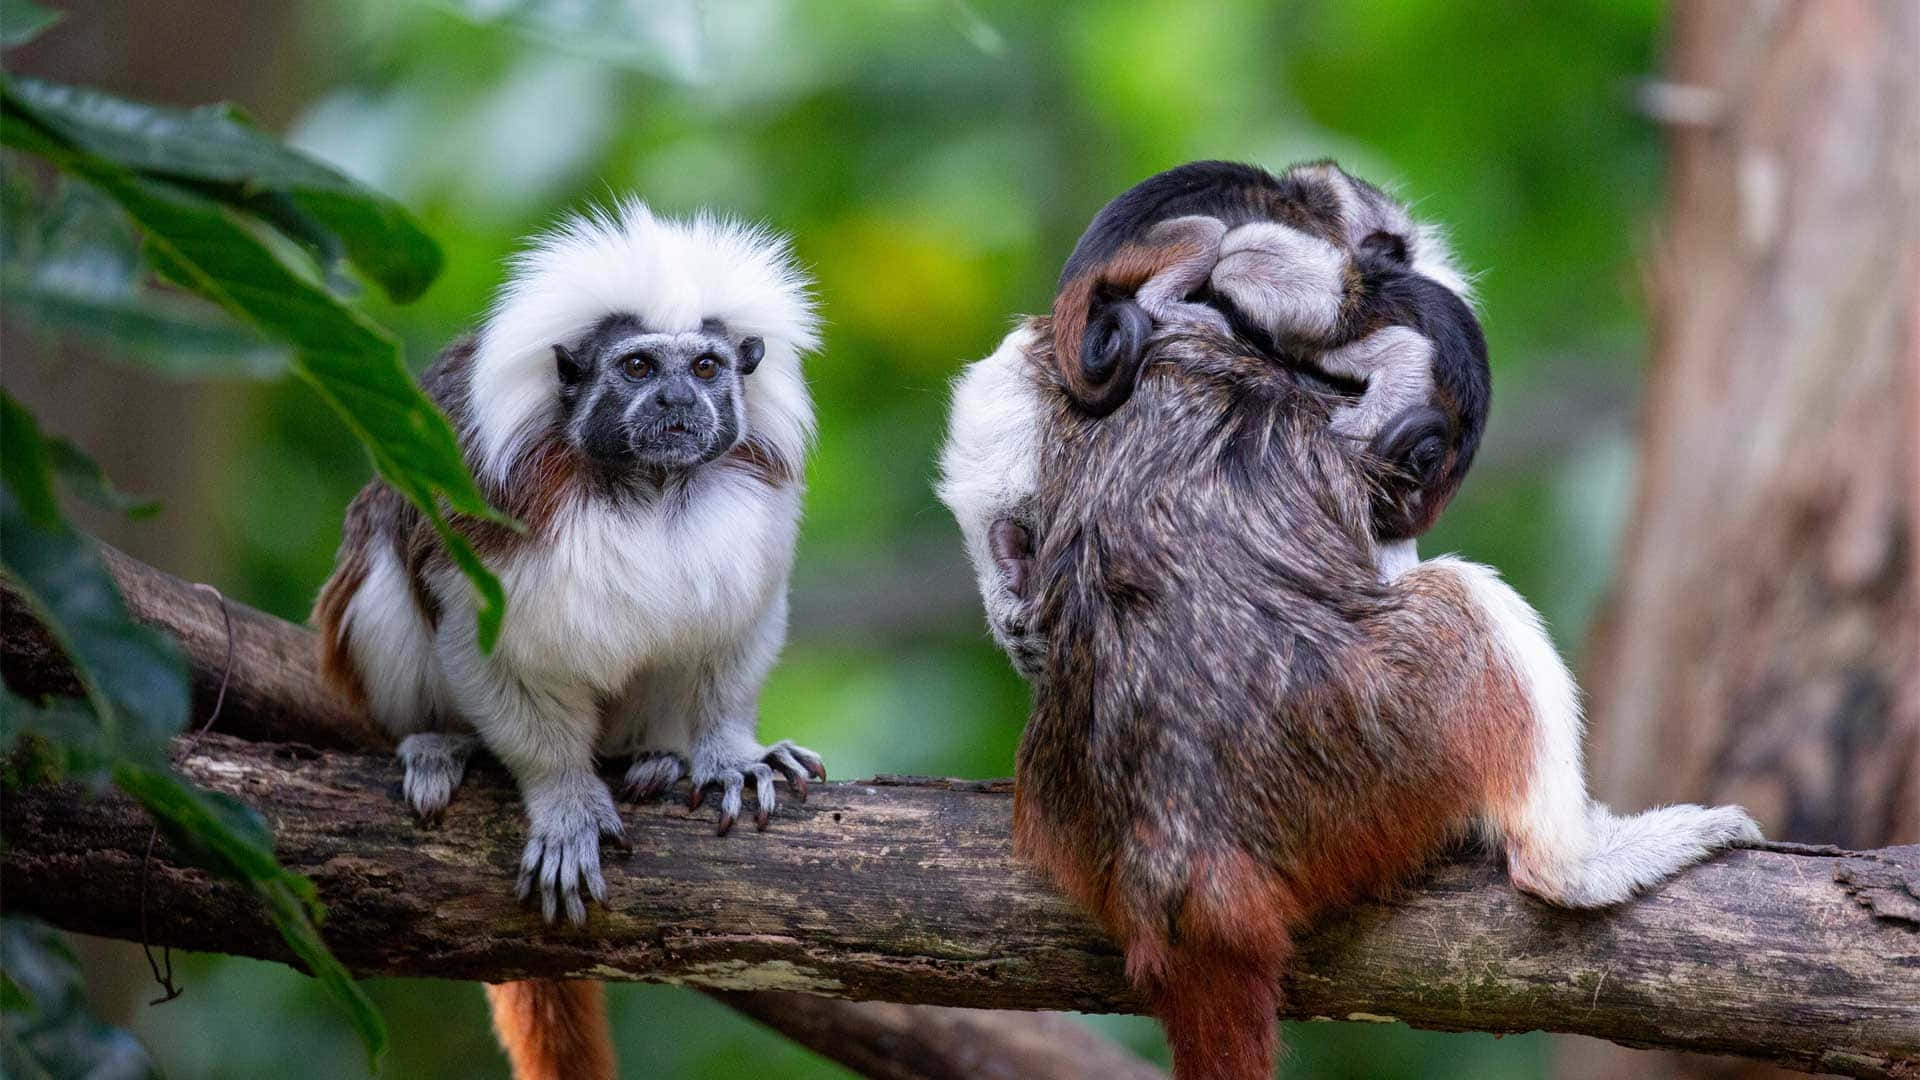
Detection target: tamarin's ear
<box><xmin>553</xmin><ymin>343</ymin><xmax>587</xmax><ymax>387</ymax></box>
<box><xmin>1357</xmin><ymin>229</ymin><xmax>1410</xmax><ymax>267</ymax></box>
<box><xmin>1071</xmin><ymin>298</ymin><xmax>1153</xmax><ymax>417</ymax></box>
<box><xmin>988</xmin><ymin>518</ymin><xmax>1035</xmax><ymax>599</ymax></box>
<box><xmin>737</xmin><ymin>336</ymin><xmax>765</xmax><ymax>375</ymax></box>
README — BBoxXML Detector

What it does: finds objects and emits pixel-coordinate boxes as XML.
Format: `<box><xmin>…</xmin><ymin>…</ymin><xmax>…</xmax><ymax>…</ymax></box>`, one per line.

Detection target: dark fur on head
<box><xmin>1049</xmin><ymin>159</ymin><xmax>1490</xmax><ymax>543</ymax></box>
<box><xmin>1011</xmin><ymin>321</ymin><xmax>1532</xmax><ymax>1080</ymax></box>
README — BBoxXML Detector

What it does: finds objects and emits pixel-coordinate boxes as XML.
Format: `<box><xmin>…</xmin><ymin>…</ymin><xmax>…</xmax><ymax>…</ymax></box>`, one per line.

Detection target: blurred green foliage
<box><xmin>6</xmin><ymin>0</ymin><xmax>1671</xmax><ymax>1076</ymax></box>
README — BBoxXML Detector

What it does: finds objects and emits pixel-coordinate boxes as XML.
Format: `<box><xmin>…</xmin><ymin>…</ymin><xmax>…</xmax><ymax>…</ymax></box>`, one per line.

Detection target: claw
<box><xmin>716</xmin><ymin>810</ymin><xmax>736</xmax><ymax>837</ymax></box>
<box><xmin>689</xmin><ymin>785</ymin><xmax>706</xmax><ymax>811</ymax></box>
<box><xmin>623</xmin><ymin>752</ymin><xmax>688</xmax><ymax>803</ymax></box>
<box><xmin>517</xmin><ymin>781</ymin><xmax>621</xmax><ymax>925</ymax></box>
<box><xmin>766</xmin><ymin>747</ymin><xmax>810</xmax><ymax>802</ymax></box>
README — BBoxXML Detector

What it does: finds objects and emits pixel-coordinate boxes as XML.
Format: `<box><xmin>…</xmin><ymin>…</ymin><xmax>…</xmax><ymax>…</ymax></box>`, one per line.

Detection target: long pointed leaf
<box><xmin>1</xmin><ymin>99</ymin><xmax>512</xmax><ymax>648</ymax></box>
<box><xmin>0</xmin><ymin>0</ymin><xmax>59</xmax><ymax>48</ymax></box>
<box><xmin>3</xmin><ymin>75</ymin><xmax>440</xmax><ymax>302</ymax></box>
<box><xmin>0</xmin><ymin>391</ymin><xmax>186</xmax><ymax>756</ymax></box>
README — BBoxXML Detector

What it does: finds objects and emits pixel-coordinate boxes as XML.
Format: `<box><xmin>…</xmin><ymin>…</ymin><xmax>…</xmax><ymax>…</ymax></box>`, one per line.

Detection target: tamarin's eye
<box><xmin>621</xmin><ymin>353</ymin><xmax>654</xmax><ymax>379</ymax></box>
<box><xmin>691</xmin><ymin>355</ymin><xmax>719</xmax><ymax>379</ymax></box>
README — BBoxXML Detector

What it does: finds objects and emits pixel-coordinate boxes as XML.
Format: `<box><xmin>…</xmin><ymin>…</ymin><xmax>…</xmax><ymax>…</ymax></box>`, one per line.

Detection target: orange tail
<box><xmin>1152</xmin><ymin>944</ymin><xmax>1286</xmax><ymax>1080</ymax></box>
<box><xmin>484</xmin><ymin>979</ymin><xmax>615</xmax><ymax>1080</ymax></box>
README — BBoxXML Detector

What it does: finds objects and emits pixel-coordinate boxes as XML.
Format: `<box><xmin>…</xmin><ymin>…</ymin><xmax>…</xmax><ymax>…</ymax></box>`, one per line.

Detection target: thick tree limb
<box><xmin>3</xmin><ymin>736</ymin><xmax>1917</xmax><ymax>1078</ymax></box>
<box><xmin>0</xmin><ymin>546</ymin><xmax>382</xmax><ymax>751</ymax></box>
<box><xmin>714</xmin><ymin>992</ymin><xmax>1167</xmax><ymax>1080</ymax></box>
<box><xmin>4</xmin><ymin>550</ymin><xmax>1919</xmax><ymax>1079</ymax></box>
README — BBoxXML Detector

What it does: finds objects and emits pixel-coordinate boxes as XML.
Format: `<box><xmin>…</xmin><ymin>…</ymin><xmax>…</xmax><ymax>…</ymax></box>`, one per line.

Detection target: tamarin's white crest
<box><xmin>314</xmin><ymin>200</ymin><xmax>826</xmax><ymax>1080</ymax></box>
<box><xmin>470</xmin><ymin>202</ymin><xmax>820</xmax><ymax>490</ymax></box>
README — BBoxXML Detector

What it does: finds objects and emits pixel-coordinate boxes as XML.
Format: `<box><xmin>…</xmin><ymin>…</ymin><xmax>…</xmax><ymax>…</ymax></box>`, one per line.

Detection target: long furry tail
<box><xmin>1152</xmin><ymin>943</ymin><xmax>1286</xmax><ymax>1080</ymax></box>
<box><xmin>484</xmin><ymin>979</ymin><xmax>614</xmax><ymax>1080</ymax></box>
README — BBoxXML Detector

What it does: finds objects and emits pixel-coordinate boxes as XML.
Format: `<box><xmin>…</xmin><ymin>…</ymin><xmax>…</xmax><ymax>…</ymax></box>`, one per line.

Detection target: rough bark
<box><xmin>0</xmin><ymin>546</ymin><xmax>384</xmax><ymax>752</ymax></box>
<box><xmin>1571</xmin><ymin>2</ymin><xmax>1919</xmax><ymax>1077</ymax></box>
<box><xmin>2</xmin><ymin>733</ymin><xmax>1917</xmax><ymax>1078</ymax></box>
<box><xmin>8</xmin><ymin>549</ymin><xmax>1920</xmax><ymax>1076</ymax></box>
<box><xmin>1</xmin><ymin>547</ymin><xmax>1159</xmax><ymax>1080</ymax></box>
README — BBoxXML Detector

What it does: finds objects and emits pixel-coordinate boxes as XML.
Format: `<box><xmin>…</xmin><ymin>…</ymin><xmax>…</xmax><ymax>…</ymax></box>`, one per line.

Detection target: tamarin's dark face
<box><xmin>552</xmin><ymin>314</ymin><xmax>763</xmax><ymax>469</ymax></box>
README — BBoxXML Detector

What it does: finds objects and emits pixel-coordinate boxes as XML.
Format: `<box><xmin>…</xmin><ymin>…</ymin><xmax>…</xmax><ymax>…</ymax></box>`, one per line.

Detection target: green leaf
<box><xmin>46</xmin><ymin>438</ymin><xmax>161</xmax><ymax>518</ymax></box>
<box><xmin>0</xmin><ymin>172</ymin><xmax>288</xmax><ymax>378</ymax></box>
<box><xmin>114</xmin><ymin>765</ymin><xmax>284</xmax><ymax>882</ymax></box>
<box><xmin>0</xmin><ymin>0</ymin><xmax>59</xmax><ymax>48</ymax></box>
<box><xmin>2</xmin><ymin>351</ymin><xmax>384</xmax><ymax>1072</ymax></box>
<box><xmin>3</xmin><ymin>75</ymin><xmax>441</xmax><ymax>303</ymax></box>
<box><xmin>0</xmin><ymin>391</ymin><xmax>187</xmax><ymax>757</ymax></box>
<box><xmin>1</xmin><ymin>274</ymin><xmax>291</xmax><ymax>377</ymax></box>
<box><xmin>0</xmin><ymin>387</ymin><xmax>60</xmax><ymax>528</ymax></box>
<box><xmin>0</xmin><ymin>687</ymin><xmax>116</xmax><ymax>781</ymax></box>
<box><xmin>0</xmin><ymin>971</ymin><xmax>28</xmax><ymax>1013</ymax></box>
<box><xmin>2</xmin><ymin>92</ymin><xmax>512</xmax><ymax>649</ymax></box>
<box><xmin>0</xmin><ymin>918</ymin><xmax>157</xmax><ymax>1080</ymax></box>
<box><xmin>113</xmin><ymin>766</ymin><xmax>387</xmax><ymax>1066</ymax></box>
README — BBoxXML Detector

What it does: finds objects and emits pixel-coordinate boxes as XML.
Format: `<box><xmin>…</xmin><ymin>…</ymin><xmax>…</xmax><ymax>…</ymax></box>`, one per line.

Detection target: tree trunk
<box><xmin>1571</xmin><ymin>0</ymin><xmax>1919</xmax><ymax>1076</ymax></box>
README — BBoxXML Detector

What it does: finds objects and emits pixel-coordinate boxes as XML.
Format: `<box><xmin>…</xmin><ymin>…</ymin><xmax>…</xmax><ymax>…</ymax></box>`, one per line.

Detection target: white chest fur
<box><xmin>483</xmin><ymin>471</ymin><xmax>800</xmax><ymax>692</ymax></box>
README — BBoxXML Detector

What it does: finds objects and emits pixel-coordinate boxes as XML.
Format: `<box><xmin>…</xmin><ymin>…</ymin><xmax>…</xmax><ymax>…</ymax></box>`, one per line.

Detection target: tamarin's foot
<box><xmin>688</xmin><ymin>740</ymin><xmax>827</xmax><ymax>836</ymax></box>
<box><xmin>517</xmin><ymin>776</ymin><xmax>629</xmax><ymax>925</ymax></box>
<box><xmin>396</xmin><ymin>732</ymin><xmax>476</xmax><ymax>825</ymax></box>
<box><xmin>621</xmin><ymin>751</ymin><xmax>689</xmax><ymax>802</ymax></box>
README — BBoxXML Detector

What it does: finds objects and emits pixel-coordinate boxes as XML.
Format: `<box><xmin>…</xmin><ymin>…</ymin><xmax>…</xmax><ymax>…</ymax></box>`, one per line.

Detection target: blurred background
<box><xmin>12</xmin><ymin>1</ymin><xmax>1892</xmax><ymax>1078</ymax></box>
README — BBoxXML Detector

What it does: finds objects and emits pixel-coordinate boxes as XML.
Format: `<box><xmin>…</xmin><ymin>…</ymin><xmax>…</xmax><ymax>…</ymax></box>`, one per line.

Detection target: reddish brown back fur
<box><xmin>309</xmin><ymin>549</ymin><xmax>368</xmax><ymax>706</ymax></box>
<box><xmin>1155</xmin><ymin>943</ymin><xmax>1284</xmax><ymax>1080</ymax></box>
<box><xmin>1018</xmin><ymin>799</ymin><xmax>1297</xmax><ymax>1080</ymax></box>
<box><xmin>485</xmin><ymin>980</ymin><xmax>615</xmax><ymax>1080</ymax></box>
<box><xmin>1051</xmin><ymin>240</ymin><xmax>1209</xmax><ymax>406</ymax></box>
<box><xmin>1013</xmin><ymin>330</ymin><xmax>1542</xmax><ymax>1080</ymax></box>
<box><xmin>311</xmin><ymin>483</ymin><xmax>423</xmax><ymax>704</ymax></box>
<box><xmin>722</xmin><ymin>436</ymin><xmax>798</xmax><ymax>488</ymax></box>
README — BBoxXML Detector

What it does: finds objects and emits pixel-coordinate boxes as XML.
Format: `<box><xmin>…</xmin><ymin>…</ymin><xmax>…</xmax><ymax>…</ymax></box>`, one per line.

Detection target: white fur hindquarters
<box><xmin>937</xmin><ymin>324</ymin><xmax>1049</xmax><ymax>678</ymax></box>
<box><xmin>340</xmin><ymin>544</ymin><xmax>452</xmax><ymax>736</ymax></box>
<box><xmin>467</xmin><ymin>202</ymin><xmax>820</xmax><ymax>490</ymax></box>
<box><xmin>1428</xmin><ymin>557</ymin><xmax>1762</xmax><ymax>907</ymax></box>
<box><xmin>1135</xmin><ymin>216</ymin><xmax>1232</xmax><ymax>335</ymax></box>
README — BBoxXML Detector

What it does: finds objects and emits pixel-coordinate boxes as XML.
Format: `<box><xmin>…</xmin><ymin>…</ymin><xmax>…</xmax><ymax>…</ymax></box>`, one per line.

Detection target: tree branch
<box><xmin>3</xmin><ymin>548</ymin><xmax>1918</xmax><ymax>1079</ymax></box>
<box><xmin>714</xmin><ymin>992</ymin><xmax>1167</xmax><ymax>1080</ymax></box>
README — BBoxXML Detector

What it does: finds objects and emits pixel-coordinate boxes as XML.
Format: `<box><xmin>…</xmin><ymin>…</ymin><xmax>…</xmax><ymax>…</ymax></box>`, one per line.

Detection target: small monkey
<box><xmin>939</xmin><ymin>321</ymin><xmax>1758</xmax><ymax>1080</ymax></box>
<box><xmin>1052</xmin><ymin>160</ymin><xmax>1489</xmax><ymax>556</ymax></box>
<box><xmin>313</xmin><ymin>202</ymin><xmax>825</xmax><ymax>1080</ymax></box>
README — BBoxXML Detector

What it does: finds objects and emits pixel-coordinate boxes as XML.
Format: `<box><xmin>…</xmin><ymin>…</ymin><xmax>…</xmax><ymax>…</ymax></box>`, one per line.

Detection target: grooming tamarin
<box><xmin>312</xmin><ymin>203</ymin><xmax>825</xmax><ymax>1080</ymax></box>
<box><xmin>938</xmin><ymin>322</ymin><xmax>1759</xmax><ymax>1080</ymax></box>
<box><xmin>1051</xmin><ymin>159</ymin><xmax>1489</xmax><ymax>558</ymax></box>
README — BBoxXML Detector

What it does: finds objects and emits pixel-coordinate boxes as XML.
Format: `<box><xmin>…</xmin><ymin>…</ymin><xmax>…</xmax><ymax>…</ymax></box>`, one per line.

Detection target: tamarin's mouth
<box><xmin>664</xmin><ymin>422</ymin><xmax>689</xmax><ymax>435</ymax></box>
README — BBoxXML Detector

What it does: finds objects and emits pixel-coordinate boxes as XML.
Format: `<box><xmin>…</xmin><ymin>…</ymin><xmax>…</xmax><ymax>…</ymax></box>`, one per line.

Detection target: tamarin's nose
<box><xmin>658</xmin><ymin>380</ymin><xmax>697</xmax><ymax>408</ymax></box>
